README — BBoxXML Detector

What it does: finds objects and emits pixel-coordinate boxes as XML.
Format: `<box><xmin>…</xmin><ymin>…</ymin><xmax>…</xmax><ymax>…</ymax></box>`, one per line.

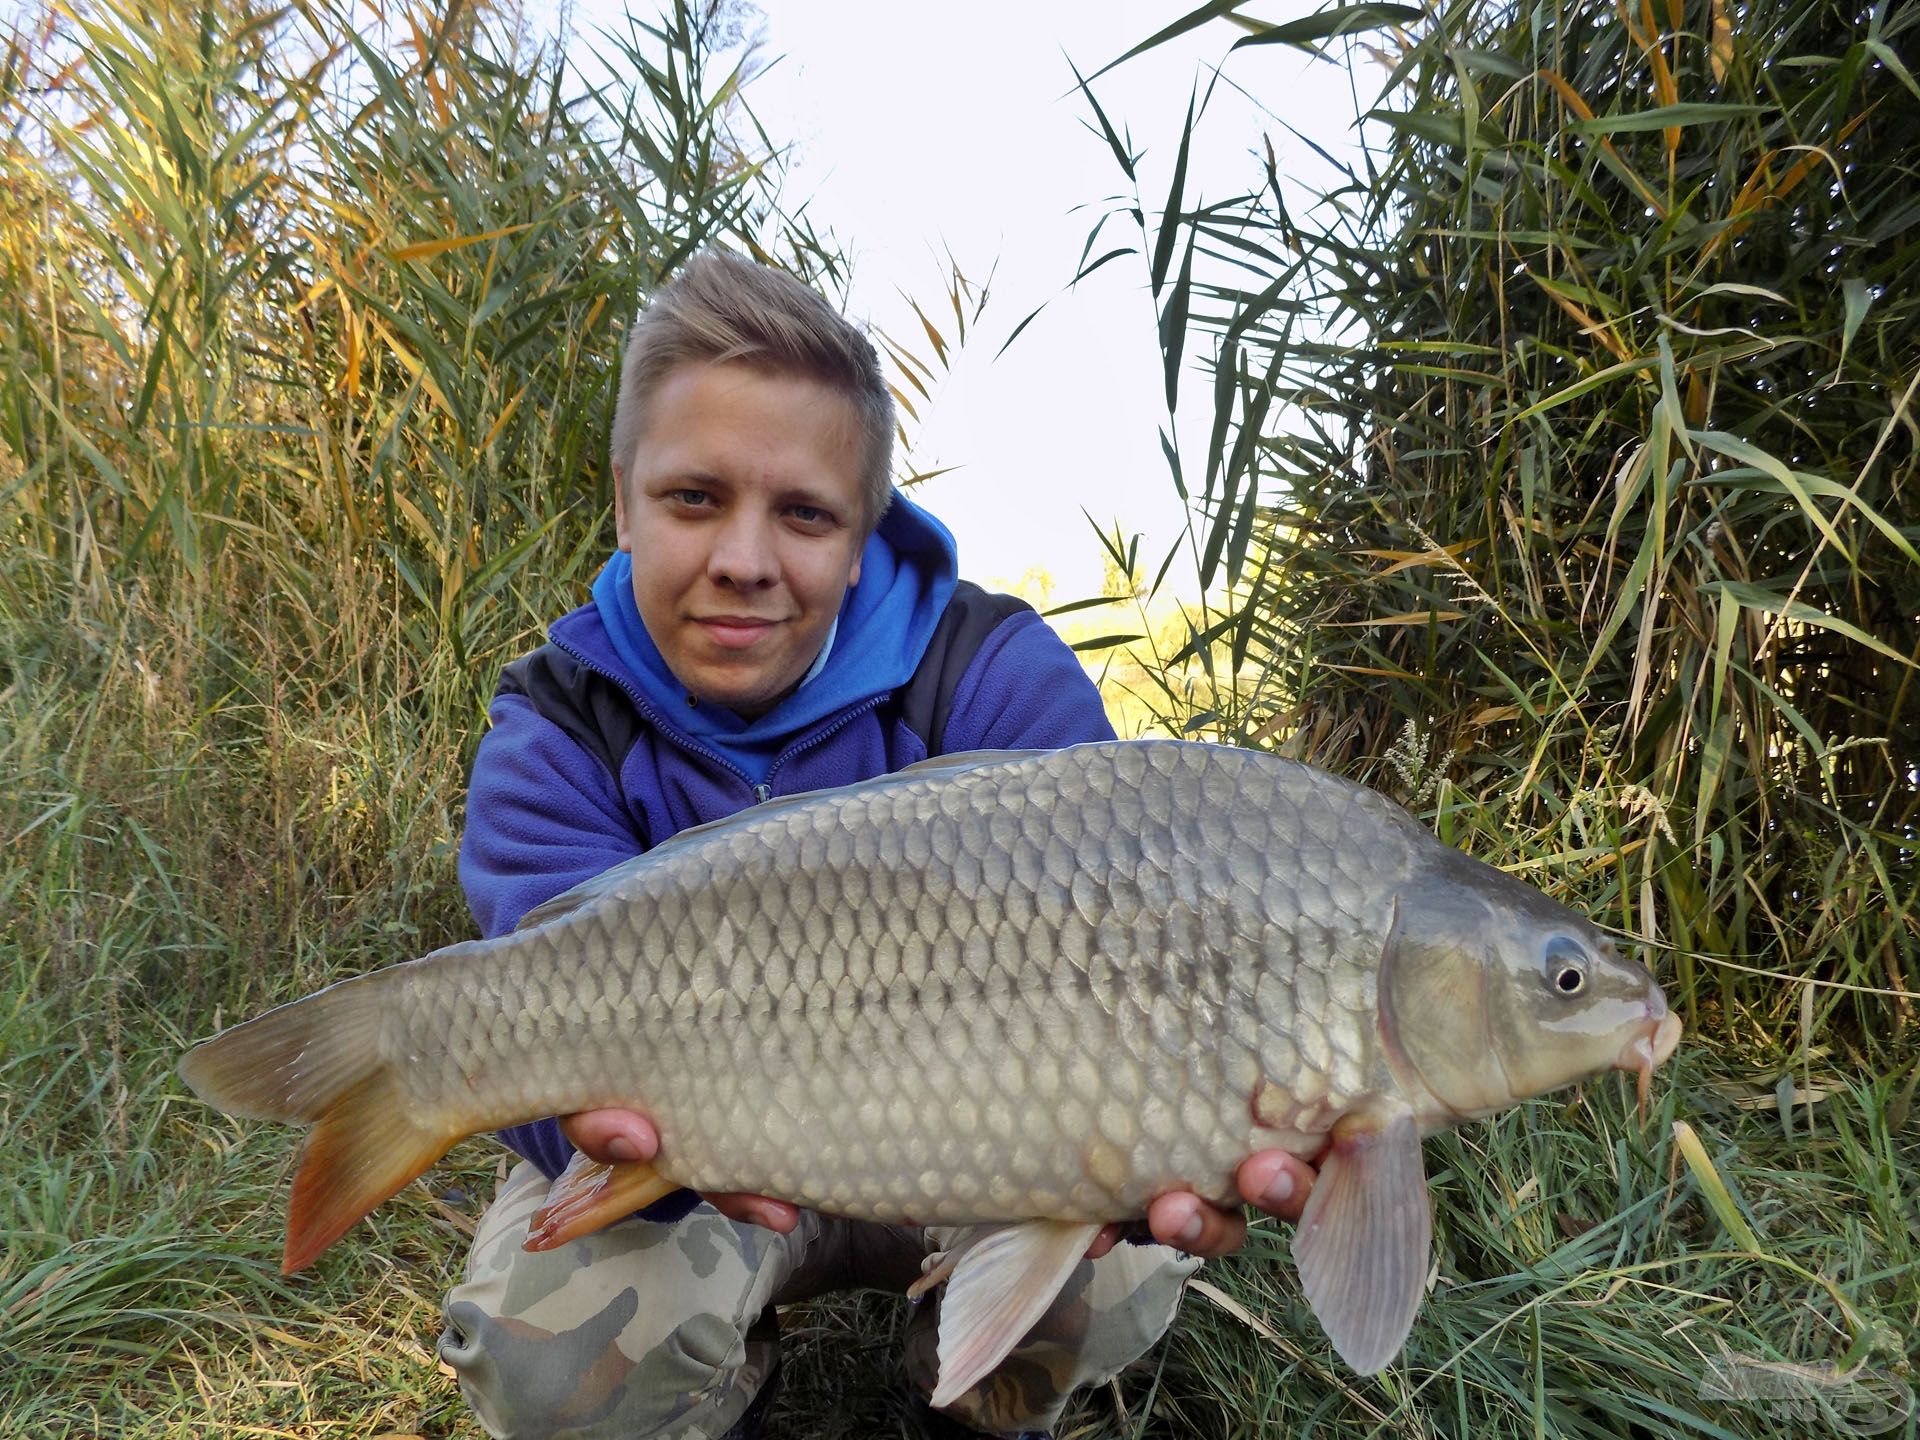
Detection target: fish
<box><xmin>178</xmin><ymin>739</ymin><xmax>1682</xmax><ymax>1401</ymax></box>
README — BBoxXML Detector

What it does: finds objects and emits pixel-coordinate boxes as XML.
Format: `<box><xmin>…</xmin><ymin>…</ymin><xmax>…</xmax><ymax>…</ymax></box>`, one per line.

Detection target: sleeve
<box><xmin>937</xmin><ymin>608</ymin><xmax>1118</xmax><ymax>753</ymax></box>
<box><xmin>459</xmin><ymin>690</ymin><xmax>642</xmax><ymax>941</ymax></box>
<box><xmin>458</xmin><ymin>690</ymin><xmax>700</xmax><ymax>1219</ymax></box>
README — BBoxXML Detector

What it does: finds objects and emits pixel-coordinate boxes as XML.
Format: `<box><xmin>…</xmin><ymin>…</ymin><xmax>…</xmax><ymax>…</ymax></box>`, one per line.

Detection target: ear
<box><xmin>613</xmin><ymin>464</ymin><xmax>633</xmax><ymax>553</ymax></box>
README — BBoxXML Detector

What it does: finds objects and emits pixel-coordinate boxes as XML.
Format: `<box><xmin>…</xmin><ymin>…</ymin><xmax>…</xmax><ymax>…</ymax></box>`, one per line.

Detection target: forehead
<box><xmin>631</xmin><ymin>361</ymin><xmax>868</xmax><ymax>521</ymax></box>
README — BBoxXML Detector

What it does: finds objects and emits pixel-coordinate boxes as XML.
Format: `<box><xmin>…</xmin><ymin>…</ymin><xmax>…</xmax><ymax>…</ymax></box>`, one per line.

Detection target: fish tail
<box><xmin>177</xmin><ymin>974</ymin><xmax>459</xmax><ymax>1273</ymax></box>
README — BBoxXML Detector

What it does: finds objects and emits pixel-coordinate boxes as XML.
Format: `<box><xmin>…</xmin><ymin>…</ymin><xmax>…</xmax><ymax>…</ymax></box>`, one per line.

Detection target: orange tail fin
<box><xmin>178</xmin><ymin>973</ymin><xmax>460</xmax><ymax>1272</ymax></box>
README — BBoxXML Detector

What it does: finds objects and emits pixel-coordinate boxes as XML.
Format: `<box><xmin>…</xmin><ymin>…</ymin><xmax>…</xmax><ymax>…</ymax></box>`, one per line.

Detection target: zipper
<box><xmin>761</xmin><ymin>694</ymin><xmax>888</xmax><ymax>791</ymax></box>
<box><xmin>549</xmin><ymin>633</ymin><xmax>757</xmax><ymax>796</ymax></box>
<box><xmin>548</xmin><ymin>632</ymin><xmax>888</xmax><ymax>807</ymax></box>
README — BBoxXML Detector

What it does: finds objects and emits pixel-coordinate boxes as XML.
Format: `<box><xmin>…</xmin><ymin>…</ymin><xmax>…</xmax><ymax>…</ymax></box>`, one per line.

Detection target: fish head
<box><xmin>1380</xmin><ymin>854</ymin><xmax>1682</xmax><ymax>1120</ymax></box>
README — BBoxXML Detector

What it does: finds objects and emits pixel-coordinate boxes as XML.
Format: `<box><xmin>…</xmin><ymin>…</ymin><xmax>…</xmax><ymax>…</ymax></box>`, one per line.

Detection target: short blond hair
<box><xmin>610</xmin><ymin>250</ymin><xmax>894</xmax><ymax>530</ymax></box>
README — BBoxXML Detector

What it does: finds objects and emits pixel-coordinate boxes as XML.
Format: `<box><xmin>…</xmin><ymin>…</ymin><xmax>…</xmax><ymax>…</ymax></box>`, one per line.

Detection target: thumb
<box><xmin>560</xmin><ymin>1108</ymin><xmax>661</xmax><ymax>1166</ymax></box>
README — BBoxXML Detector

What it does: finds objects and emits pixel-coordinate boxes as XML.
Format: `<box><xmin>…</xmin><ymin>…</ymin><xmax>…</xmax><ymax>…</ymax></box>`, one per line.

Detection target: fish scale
<box><xmin>179</xmin><ymin>737</ymin><xmax>1681</xmax><ymax>1387</ymax></box>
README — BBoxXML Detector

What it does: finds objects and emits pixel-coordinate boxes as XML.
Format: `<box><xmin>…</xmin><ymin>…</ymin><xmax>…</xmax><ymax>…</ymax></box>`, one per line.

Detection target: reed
<box><xmin>1059</xmin><ymin>0</ymin><xmax>1917</xmax><ymax>1430</ymax></box>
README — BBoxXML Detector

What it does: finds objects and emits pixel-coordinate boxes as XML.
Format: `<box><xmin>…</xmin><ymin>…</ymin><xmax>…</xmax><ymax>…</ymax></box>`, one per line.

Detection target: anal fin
<box><xmin>926</xmin><ymin>1219</ymin><xmax>1104</xmax><ymax>1410</ymax></box>
<box><xmin>1291</xmin><ymin>1107</ymin><xmax>1432</xmax><ymax>1374</ymax></box>
<box><xmin>524</xmin><ymin>1150</ymin><xmax>678</xmax><ymax>1251</ymax></box>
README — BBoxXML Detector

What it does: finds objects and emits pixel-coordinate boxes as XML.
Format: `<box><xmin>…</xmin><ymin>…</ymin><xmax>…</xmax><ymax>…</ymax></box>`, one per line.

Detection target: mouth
<box><xmin>1615</xmin><ymin>1010</ymin><xmax>1684</xmax><ymax>1116</ymax></box>
<box><xmin>693</xmin><ymin>616</ymin><xmax>781</xmax><ymax>650</ymax></box>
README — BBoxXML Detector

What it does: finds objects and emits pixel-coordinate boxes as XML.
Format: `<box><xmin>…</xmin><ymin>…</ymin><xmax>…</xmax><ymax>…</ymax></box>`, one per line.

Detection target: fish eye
<box><xmin>1544</xmin><ymin>936</ymin><xmax>1590</xmax><ymax>996</ymax></box>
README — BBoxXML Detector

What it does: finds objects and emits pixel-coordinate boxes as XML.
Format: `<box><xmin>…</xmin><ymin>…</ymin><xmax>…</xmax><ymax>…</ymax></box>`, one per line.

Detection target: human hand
<box><xmin>1082</xmin><ymin>1149</ymin><xmax>1320</xmax><ymax>1261</ymax></box>
<box><xmin>559</xmin><ymin>1108</ymin><xmax>801</xmax><ymax>1234</ymax></box>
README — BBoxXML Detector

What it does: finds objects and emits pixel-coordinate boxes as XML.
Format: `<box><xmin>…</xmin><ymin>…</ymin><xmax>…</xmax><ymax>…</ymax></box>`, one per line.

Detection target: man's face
<box><xmin>614</xmin><ymin>360</ymin><xmax>868</xmax><ymax>720</ymax></box>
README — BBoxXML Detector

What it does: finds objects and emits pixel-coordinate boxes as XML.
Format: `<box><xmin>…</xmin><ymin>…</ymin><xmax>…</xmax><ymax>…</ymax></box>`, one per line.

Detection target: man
<box><xmin>438</xmin><ymin>250</ymin><xmax>1317</xmax><ymax>1439</ymax></box>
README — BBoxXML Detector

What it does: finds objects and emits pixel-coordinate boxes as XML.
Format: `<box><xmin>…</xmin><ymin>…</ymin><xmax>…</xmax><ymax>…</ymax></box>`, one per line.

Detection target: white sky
<box><xmin>558</xmin><ymin>1</ymin><xmax>1369</xmax><ymax>602</ymax></box>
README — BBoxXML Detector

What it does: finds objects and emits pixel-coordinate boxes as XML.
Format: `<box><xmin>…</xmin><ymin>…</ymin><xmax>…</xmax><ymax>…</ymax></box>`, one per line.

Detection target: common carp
<box><xmin>179</xmin><ymin>739</ymin><xmax>1681</xmax><ymax>1400</ymax></box>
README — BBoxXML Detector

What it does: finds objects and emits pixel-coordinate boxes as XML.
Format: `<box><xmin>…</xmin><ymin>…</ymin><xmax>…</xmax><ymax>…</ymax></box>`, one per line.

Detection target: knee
<box><xmin>440</xmin><ymin>1196</ymin><xmax>796</xmax><ymax>1440</ymax></box>
<box><xmin>440</xmin><ymin>1290</ymin><xmax>759</xmax><ymax>1440</ymax></box>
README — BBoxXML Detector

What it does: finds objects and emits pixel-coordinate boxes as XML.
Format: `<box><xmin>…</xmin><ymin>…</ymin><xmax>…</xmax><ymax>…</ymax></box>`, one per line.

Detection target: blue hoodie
<box><xmin>458</xmin><ymin>491</ymin><xmax>1115</xmax><ymax>1200</ymax></box>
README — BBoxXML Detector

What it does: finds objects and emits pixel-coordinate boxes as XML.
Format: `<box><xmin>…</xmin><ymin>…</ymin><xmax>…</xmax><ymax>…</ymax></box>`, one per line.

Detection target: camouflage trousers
<box><xmin>439</xmin><ymin>1160</ymin><xmax>1202</xmax><ymax>1440</ymax></box>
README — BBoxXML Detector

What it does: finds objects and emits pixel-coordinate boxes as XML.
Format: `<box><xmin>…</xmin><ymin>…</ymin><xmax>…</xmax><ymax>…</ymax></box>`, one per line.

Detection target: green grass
<box><xmin>4</xmin><ymin>938</ymin><xmax>1913</xmax><ymax>1436</ymax></box>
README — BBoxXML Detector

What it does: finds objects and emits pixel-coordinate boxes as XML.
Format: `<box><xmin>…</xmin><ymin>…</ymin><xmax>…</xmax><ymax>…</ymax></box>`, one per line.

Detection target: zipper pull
<box><xmin>752</xmin><ymin>783</ymin><xmax>773</xmax><ymax>803</ymax></box>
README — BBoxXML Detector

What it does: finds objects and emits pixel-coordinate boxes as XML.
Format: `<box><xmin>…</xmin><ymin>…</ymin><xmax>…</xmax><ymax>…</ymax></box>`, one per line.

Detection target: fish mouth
<box><xmin>1614</xmin><ymin>1011</ymin><xmax>1683</xmax><ymax>1115</ymax></box>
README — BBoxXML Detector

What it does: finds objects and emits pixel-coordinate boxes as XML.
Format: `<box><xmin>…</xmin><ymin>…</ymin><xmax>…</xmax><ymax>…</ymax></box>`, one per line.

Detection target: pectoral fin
<box><xmin>523</xmin><ymin>1150</ymin><xmax>678</xmax><ymax>1251</ymax></box>
<box><xmin>922</xmin><ymin>1219</ymin><xmax>1104</xmax><ymax>1410</ymax></box>
<box><xmin>1291</xmin><ymin>1108</ymin><xmax>1432</xmax><ymax>1374</ymax></box>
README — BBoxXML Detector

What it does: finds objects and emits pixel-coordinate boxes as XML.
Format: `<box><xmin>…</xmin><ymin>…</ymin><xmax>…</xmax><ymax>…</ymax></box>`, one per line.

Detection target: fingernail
<box><xmin>606</xmin><ymin>1136</ymin><xmax>640</xmax><ymax>1162</ymax></box>
<box><xmin>1260</xmin><ymin>1170</ymin><xmax>1295</xmax><ymax>1208</ymax></box>
<box><xmin>1174</xmin><ymin>1212</ymin><xmax>1204</xmax><ymax>1246</ymax></box>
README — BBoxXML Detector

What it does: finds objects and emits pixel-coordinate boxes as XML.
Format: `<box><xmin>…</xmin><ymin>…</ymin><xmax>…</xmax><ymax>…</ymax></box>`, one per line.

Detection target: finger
<box><xmin>1147</xmin><ymin>1191</ymin><xmax>1248</xmax><ymax>1259</ymax></box>
<box><xmin>559</xmin><ymin>1108</ymin><xmax>661</xmax><ymax>1166</ymax></box>
<box><xmin>1083</xmin><ymin>1223</ymin><xmax>1125</xmax><ymax>1260</ymax></box>
<box><xmin>1236</xmin><ymin>1149</ymin><xmax>1316</xmax><ymax>1222</ymax></box>
<box><xmin>706</xmin><ymin>1193</ymin><xmax>801</xmax><ymax>1234</ymax></box>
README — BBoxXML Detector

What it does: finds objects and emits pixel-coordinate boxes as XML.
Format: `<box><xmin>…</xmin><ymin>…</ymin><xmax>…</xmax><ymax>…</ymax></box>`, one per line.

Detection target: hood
<box><xmin>584</xmin><ymin>489</ymin><xmax>959</xmax><ymax>782</ymax></box>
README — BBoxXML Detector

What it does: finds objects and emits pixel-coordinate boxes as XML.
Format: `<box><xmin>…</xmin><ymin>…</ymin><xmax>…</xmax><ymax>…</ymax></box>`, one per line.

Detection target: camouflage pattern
<box><xmin>903</xmin><ymin>1222</ymin><xmax>1200</xmax><ymax>1436</ymax></box>
<box><xmin>440</xmin><ymin>1161</ymin><xmax>1202</xmax><ymax>1439</ymax></box>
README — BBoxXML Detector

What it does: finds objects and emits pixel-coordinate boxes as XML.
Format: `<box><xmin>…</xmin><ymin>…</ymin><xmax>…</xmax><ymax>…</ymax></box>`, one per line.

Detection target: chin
<box><xmin>699</xmin><ymin>675</ymin><xmax>786</xmax><ymax>717</ymax></box>
<box><xmin>676</xmin><ymin>653</ymin><xmax>783</xmax><ymax>706</ymax></box>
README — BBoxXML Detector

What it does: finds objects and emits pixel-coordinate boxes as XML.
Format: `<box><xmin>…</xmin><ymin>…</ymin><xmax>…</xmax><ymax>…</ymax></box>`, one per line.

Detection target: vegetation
<box><xmin>1</xmin><ymin>0</ymin><xmax>1913</xmax><ymax>1435</ymax></box>
<box><xmin>1</xmin><ymin>0</ymin><xmax>848</xmax><ymax>1431</ymax></box>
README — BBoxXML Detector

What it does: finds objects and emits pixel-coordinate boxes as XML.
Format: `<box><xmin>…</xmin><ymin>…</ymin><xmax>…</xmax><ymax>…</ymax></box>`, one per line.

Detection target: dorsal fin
<box><xmin>512</xmin><ymin>853</ymin><xmax>658</xmax><ymax>932</ymax></box>
<box><xmin>892</xmin><ymin>746</ymin><xmax>1053</xmax><ymax>778</ymax></box>
<box><xmin>511</xmin><ymin>747</ymin><xmax>1060</xmax><ymax>933</ymax></box>
<box><xmin>508</xmin><ymin>793</ymin><xmax>821</xmax><ymax>932</ymax></box>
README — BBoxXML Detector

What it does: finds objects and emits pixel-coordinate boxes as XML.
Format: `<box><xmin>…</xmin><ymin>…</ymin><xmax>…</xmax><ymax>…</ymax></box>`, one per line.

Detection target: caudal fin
<box><xmin>178</xmin><ymin>975</ymin><xmax>460</xmax><ymax>1273</ymax></box>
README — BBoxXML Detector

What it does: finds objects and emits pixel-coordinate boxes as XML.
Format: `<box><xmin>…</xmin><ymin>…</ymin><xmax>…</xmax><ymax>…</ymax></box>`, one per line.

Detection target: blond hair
<box><xmin>609</xmin><ymin>250</ymin><xmax>894</xmax><ymax>530</ymax></box>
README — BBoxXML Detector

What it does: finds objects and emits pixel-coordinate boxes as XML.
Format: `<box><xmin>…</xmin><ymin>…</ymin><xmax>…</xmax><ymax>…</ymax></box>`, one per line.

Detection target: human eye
<box><xmin>666</xmin><ymin>486</ymin><xmax>713</xmax><ymax>509</ymax></box>
<box><xmin>786</xmin><ymin>501</ymin><xmax>838</xmax><ymax>532</ymax></box>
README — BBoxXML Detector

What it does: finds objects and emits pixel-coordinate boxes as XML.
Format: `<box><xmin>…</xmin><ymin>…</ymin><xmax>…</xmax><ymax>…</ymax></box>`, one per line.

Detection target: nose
<box><xmin>707</xmin><ymin>511</ymin><xmax>777</xmax><ymax>588</ymax></box>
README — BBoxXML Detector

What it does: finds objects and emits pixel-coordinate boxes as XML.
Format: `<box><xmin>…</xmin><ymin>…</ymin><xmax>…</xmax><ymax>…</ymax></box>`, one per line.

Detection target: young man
<box><xmin>438</xmin><ymin>251</ymin><xmax>1317</xmax><ymax>1439</ymax></box>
